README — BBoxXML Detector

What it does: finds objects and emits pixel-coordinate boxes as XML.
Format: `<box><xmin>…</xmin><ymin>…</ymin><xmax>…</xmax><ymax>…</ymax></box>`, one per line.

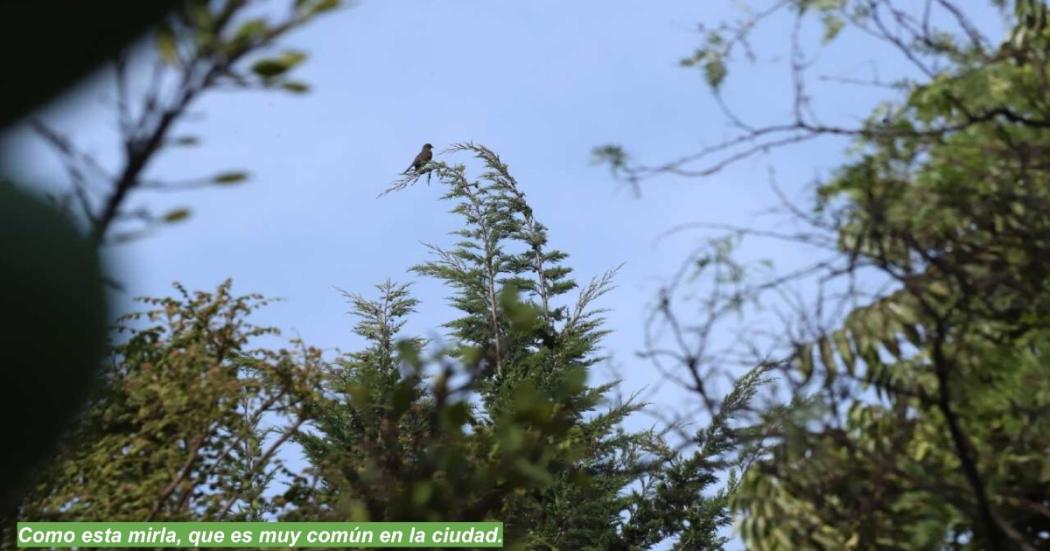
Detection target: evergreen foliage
<box><xmin>292</xmin><ymin>144</ymin><xmax>737</xmax><ymax>549</ymax></box>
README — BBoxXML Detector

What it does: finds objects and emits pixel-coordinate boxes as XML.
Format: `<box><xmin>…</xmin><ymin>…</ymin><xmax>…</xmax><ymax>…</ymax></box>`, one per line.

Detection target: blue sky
<box><xmin>0</xmin><ymin>0</ymin><xmax>1007</xmax><ymax>544</ymax></box>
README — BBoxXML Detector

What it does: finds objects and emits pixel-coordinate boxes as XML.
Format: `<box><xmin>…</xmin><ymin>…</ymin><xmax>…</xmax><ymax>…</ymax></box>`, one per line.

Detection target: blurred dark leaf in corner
<box><xmin>0</xmin><ymin>186</ymin><xmax>108</xmax><ymax>508</ymax></box>
<box><xmin>0</xmin><ymin>1</ymin><xmax>181</xmax><ymax>507</ymax></box>
<box><xmin>0</xmin><ymin>1</ymin><xmax>181</xmax><ymax>129</ymax></box>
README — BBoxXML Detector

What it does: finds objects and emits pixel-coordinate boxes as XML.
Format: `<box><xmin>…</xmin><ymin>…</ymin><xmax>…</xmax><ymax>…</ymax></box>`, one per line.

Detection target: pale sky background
<box><xmin>0</xmin><ymin>0</ymin><xmax>1006</xmax><ymax>546</ymax></box>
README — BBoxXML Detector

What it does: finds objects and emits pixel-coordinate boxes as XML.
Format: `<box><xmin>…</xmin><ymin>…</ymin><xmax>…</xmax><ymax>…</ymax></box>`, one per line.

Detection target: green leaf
<box><xmin>796</xmin><ymin>342</ymin><xmax>814</xmax><ymax>384</ymax></box>
<box><xmin>316</xmin><ymin>0</ymin><xmax>341</xmax><ymax>13</ymax></box>
<box><xmin>234</xmin><ymin>18</ymin><xmax>268</xmax><ymax>43</ymax></box>
<box><xmin>156</xmin><ymin>24</ymin><xmax>178</xmax><ymax>65</ymax></box>
<box><xmin>213</xmin><ymin>171</ymin><xmax>249</xmax><ymax>185</ymax></box>
<box><xmin>821</xmin><ymin>14</ymin><xmax>845</xmax><ymax>43</ymax></box>
<box><xmin>251</xmin><ymin>60</ymin><xmax>288</xmax><ymax>79</ymax></box>
<box><xmin>281</xmin><ymin>81</ymin><xmax>310</xmax><ymax>94</ymax></box>
<box><xmin>251</xmin><ymin>51</ymin><xmax>307</xmax><ymax>80</ymax></box>
<box><xmin>703</xmin><ymin>53</ymin><xmax>727</xmax><ymax>89</ymax></box>
<box><xmin>163</xmin><ymin>208</ymin><xmax>191</xmax><ymax>223</ymax></box>
<box><xmin>184</xmin><ymin>0</ymin><xmax>213</xmax><ymax>30</ymax></box>
<box><xmin>297</xmin><ymin>0</ymin><xmax>340</xmax><ymax>15</ymax></box>
<box><xmin>833</xmin><ymin>330</ymin><xmax>856</xmax><ymax>375</ymax></box>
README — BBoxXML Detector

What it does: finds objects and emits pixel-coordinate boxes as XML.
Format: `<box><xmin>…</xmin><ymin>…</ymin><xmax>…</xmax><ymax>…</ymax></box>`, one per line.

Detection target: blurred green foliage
<box><xmin>0</xmin><ymin>186</ymin><xmax>107</xmax><ymax>512</ymax></box>
<box><xmin>0</xmin><ymin>1</ymin><xmax>181</xmax><ymax>129</ymax></box>
<box><xmin>722</xmin><ymin>2</ymin><xmax>1050</xmax><ymax>549</ymax></box>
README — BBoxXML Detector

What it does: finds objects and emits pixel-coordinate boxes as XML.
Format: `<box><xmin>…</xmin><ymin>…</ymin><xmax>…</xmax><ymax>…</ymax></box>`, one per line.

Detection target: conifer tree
<box><xmin>293</xmin><ymin>144</ymin><xmax>766</xmax><ymax>549</ymax></box>
<box><xmin>294</xmin><ymin>145</ymin><xmax>652</xmax><ymax>548</ymax></box>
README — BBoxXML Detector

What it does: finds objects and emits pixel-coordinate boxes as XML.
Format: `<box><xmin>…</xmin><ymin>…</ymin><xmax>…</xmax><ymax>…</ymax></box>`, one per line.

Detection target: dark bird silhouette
<box><xmin>404</xmin><ymin>143</ymin><xmax>433</xmax><ymax>174</ymax></box>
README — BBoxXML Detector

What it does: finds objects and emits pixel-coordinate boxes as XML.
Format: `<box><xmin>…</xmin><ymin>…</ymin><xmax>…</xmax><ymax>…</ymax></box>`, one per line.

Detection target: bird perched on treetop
<box><xmin>404</xmin><ymin>143</ymin><xmax>433</xmax><ymax>174</ymax></box>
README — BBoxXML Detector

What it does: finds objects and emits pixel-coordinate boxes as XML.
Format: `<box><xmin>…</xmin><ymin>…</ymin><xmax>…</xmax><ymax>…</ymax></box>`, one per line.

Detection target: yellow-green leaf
<box><xmin>156</xmin><ymin>24</ymin><xmax>178</xmax><ymax>65</ymax></box>
<box><xmin>213</xmin><ymin>171</ymin><xmax>248</xmax><ymax>185</ymax></box>
<box><xmin>281</xmin><ymin>81</ymin><xmax>310</xmax><ymax>94</ymax></box>
<box><xmin>163</xmin><ymin>208</ymin><xmax>191</xmax><ymax>223</ymax></box>
<box><xmin>796</xmin><ymin>342</ymin><xmax>814</xmax><ymax>384</ymax></box>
